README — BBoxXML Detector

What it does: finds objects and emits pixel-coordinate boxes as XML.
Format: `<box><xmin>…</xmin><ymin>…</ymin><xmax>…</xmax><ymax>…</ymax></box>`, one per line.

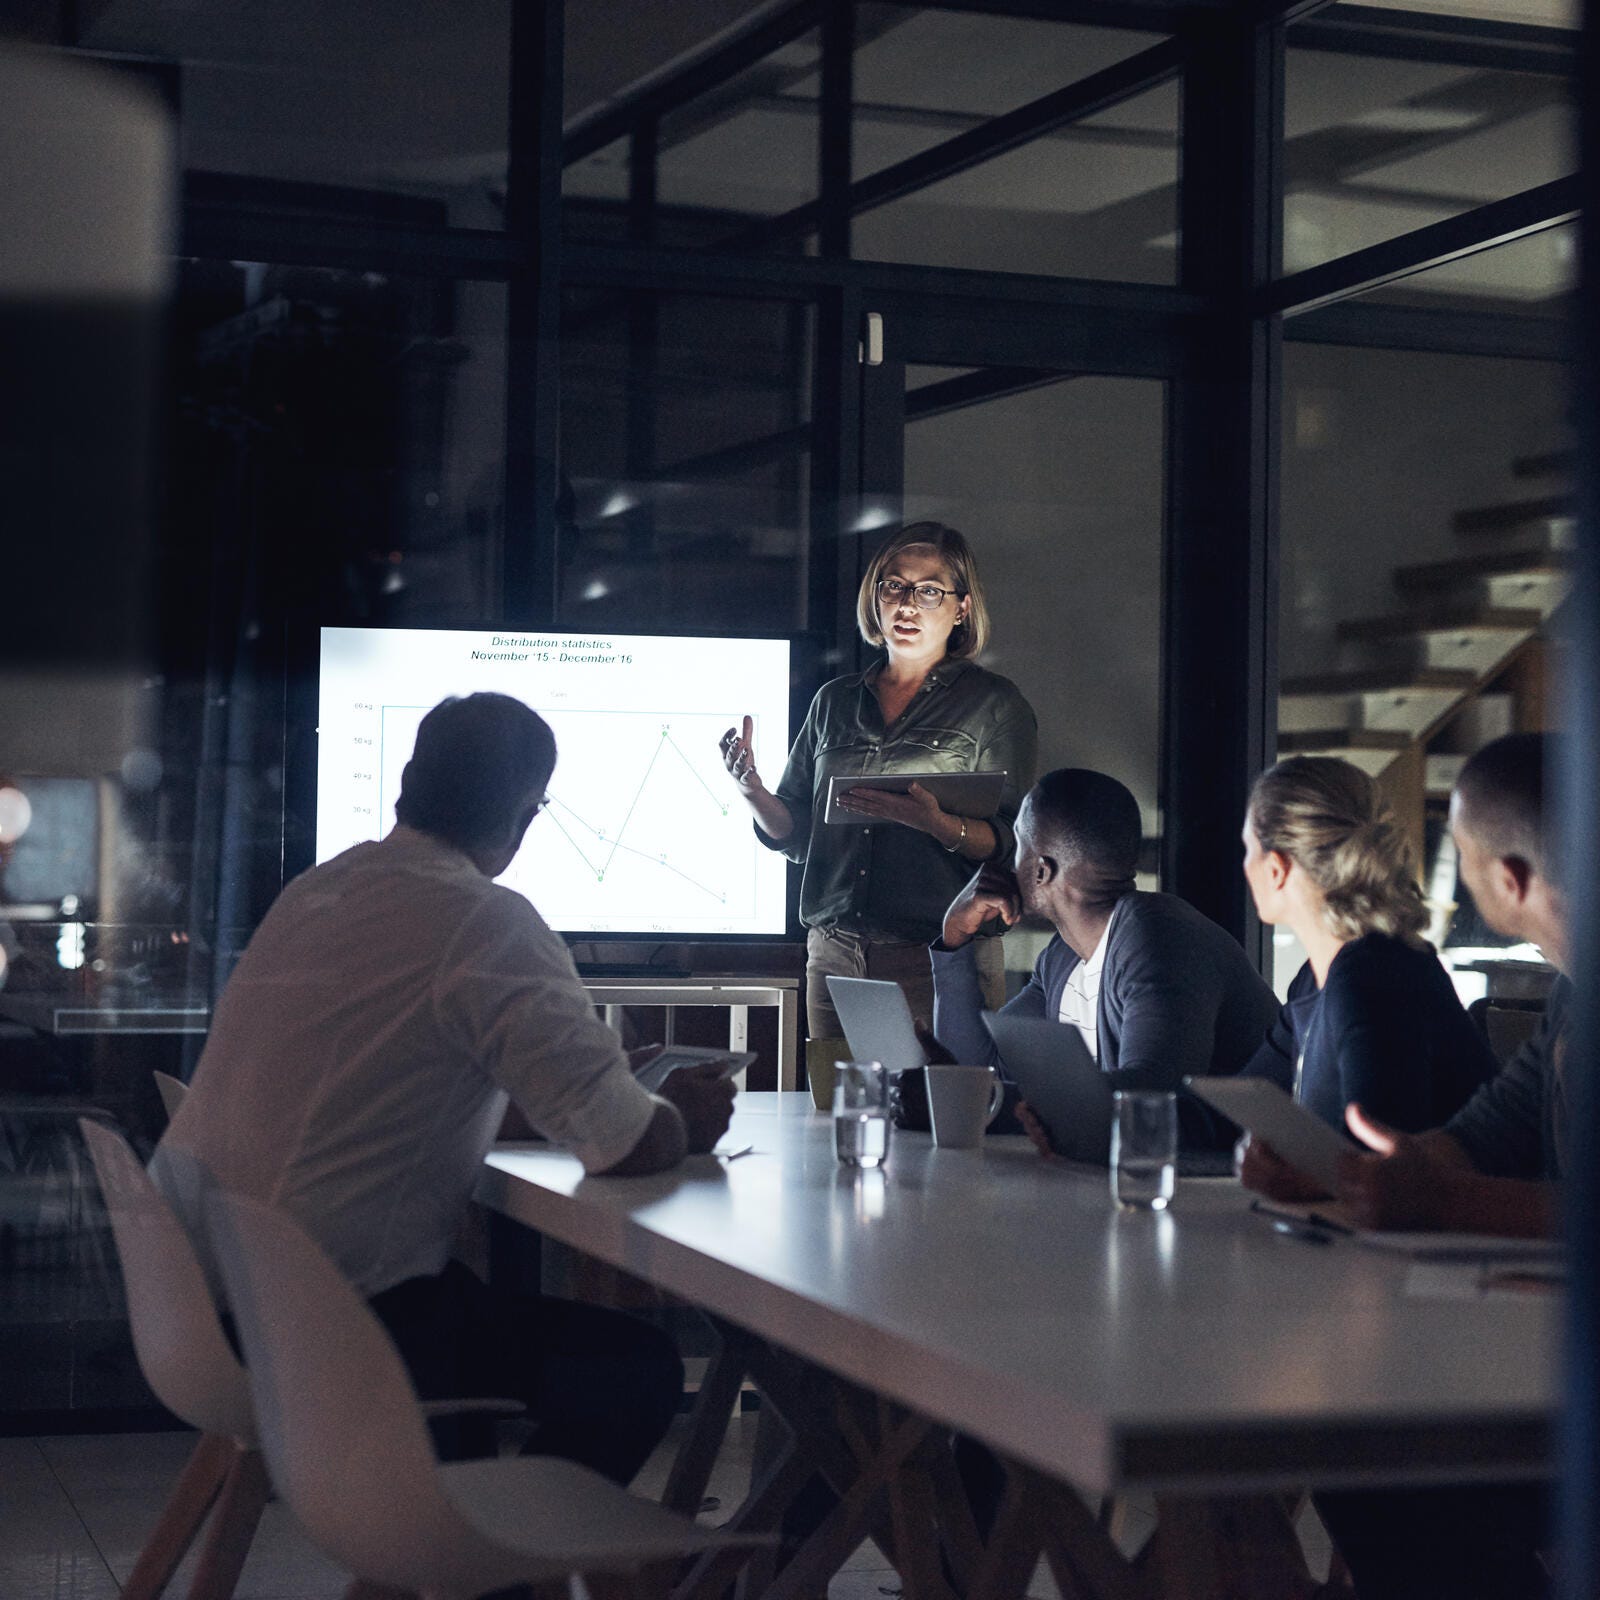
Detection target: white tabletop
<box><xmin>477</xmin><ymin>1093</ymin><xmax>1555</xmax><ymax>1497</ymax></box>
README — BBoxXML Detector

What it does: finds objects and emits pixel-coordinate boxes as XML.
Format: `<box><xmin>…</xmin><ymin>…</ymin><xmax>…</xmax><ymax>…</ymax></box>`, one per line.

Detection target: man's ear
<box><xmin>1500</xmin><ymin>854</ymin><xmax>1535</xmax><ymax>903</ymax></box>
<box><xmin>1036</xmin><ymin>852</ymin><xmax>1059</xmax><ymax>886</ymax></box>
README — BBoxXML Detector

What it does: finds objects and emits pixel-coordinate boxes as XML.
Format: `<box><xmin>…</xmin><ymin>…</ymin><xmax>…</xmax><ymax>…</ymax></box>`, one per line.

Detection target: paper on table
<box><xmin>1405</xmin><ymin>1261</ymin><xmax>1565</xmax><ymax>1301</ymax></box>
<box><xmin>1357</xmin><ymin>1231</ymin><xmax>1564</xmax><ymax>1263</ymax></box>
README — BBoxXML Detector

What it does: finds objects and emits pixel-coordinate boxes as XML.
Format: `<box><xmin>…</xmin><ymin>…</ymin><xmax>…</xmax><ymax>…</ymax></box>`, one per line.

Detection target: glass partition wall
<box><xmin>0</xmin><ymin>0</ymin><xmax>1578</xmax><ymax>1427</ymax></box>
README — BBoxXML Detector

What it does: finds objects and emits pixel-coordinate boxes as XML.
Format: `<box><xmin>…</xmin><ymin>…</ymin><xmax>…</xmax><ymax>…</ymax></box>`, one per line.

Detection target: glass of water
<box><xmin>1111</xmin><ymin>1090</ymin><xmax>1176</xmax><ymax>1211</ymax></box>
<box><xmin>834</xmin><ymin>1060</ymin><xmax>891</xmax><ymax>1169</ymax></box>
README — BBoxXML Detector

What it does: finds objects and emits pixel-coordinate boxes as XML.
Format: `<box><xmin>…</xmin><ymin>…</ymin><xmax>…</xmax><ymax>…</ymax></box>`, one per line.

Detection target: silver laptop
<box><xmin>825</xmin><ymin>976</ymin><xmax>927</xmax><ymax>1073</ymax></box>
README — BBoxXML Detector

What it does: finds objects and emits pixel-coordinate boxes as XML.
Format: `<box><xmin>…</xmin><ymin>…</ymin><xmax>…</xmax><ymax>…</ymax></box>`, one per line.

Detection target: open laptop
<box><xmin>826</xmin><ymin>976</ymin><xmax>926</xmax><ymax>1073</ymax></box>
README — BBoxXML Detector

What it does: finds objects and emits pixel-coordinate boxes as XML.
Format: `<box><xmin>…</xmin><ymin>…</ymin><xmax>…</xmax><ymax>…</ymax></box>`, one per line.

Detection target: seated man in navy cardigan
<box><xmin>930</xmin><ymin>767</ymin><xmax>1279</xmax><ymax>1146</ymax></box>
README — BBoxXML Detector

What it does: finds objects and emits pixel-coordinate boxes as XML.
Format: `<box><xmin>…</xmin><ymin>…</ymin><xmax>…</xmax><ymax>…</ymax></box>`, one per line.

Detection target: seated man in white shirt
<box><xmin>154</xmin><ymin>692</ymin><xmax>735</xmax><ymax>1482</ymax></box>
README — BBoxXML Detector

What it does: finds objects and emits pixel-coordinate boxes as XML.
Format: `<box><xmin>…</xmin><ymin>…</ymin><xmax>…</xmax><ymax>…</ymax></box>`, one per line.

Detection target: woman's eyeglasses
<box><xmin>876</xmin><ymin>578</ymin><xmax>960</xmax><ymax>611</ymax></box>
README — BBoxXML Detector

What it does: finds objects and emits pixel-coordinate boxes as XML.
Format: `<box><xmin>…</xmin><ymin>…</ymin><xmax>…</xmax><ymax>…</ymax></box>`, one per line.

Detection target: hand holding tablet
<box><xmin>1185</xmin><ymin>1076</ymin><xmax>1352</xmax><ymax>1195</ymax></box>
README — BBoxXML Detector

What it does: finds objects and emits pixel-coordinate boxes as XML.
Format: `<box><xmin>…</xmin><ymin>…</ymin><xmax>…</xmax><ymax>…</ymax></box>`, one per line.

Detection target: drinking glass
<box><xmin>834</xmin><ymin>1060</ymin><xmax>891</xmax><ymax>1169</ymax></box>
<box><xmin>1111</xmin><ymin>1090</ymin><xmax>1176</xmax><ymax>1210</ymax></box>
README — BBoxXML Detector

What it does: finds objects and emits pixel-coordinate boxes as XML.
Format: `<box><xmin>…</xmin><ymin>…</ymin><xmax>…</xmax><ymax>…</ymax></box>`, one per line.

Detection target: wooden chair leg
<box><xmin>185</xmin><ymin>1447</ymin><xmax>271</xmax><ymax>1600</ymax></box>
<box><xmin>120</xmin><ymin>1433</ymin><xmax>235</xmax><ymax>1600</ymax></box>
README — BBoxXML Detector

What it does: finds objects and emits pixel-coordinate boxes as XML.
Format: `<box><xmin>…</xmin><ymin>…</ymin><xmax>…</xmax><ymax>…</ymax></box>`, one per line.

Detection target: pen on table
<box><xmin>1250</xmin><ymin>1198</ymin><xmax>1353</xmax><ymax>1240</ymax></box>
<box><xmin>1271</xmin><ymin>1218</ymin><xmax>1335</xmax><ymax>1246</ymax></box>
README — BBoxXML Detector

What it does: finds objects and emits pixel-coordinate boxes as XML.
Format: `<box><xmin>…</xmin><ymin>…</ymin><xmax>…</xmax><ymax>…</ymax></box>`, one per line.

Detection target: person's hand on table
<box><xmin>941</xmin><ymin>862</ymin><xmax>1023</xmax><ymax>948</ymax></box>
<box><xmin>718</xmin><ymin>716</ymin><xmax>764</xmax><ymax>794</ymax></box>
<box><xmin>656</xmin><ymin>1060</ymin><xmax>738</xmax><ymax>1154</ymax></box>
<box><xmin>1016</xmin><ymin>1099</ymin><xmax>1056</xmax><ymax>1162</ymax></box>
<box><xmin>1333</xmin><ymin>1103</ymin><xmax>1449</xmax><ymax>1230</ymax></box>
<box><xmin>1235</xmin><ymin>1132</ymin><xmax>1332</xmax><ymax>1203</ymax></box>
<box><xmin>834</xmin><ymin>780</ymin><xmax>946</xmax><ymax>836</ymax></box>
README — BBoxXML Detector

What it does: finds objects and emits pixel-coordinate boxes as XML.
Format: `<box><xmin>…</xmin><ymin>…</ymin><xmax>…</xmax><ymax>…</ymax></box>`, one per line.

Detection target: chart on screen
<box><xmin>317</xmin><ymin>627</ymin><xmax>791</xmax><ymax>936</ymax></box>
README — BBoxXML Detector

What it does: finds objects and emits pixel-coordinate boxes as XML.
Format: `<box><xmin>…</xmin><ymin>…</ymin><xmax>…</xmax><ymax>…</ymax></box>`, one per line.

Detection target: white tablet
<box><xmin>823</xmin><ymin>770</ymin><xmax>1006</xmax><ymax>826</ymax></box>
<box><xmin>1185</xmin><ymin>1076</ymin><xmax>1351</xmax><ymax>1193</ymax></box>
<box><xmin>633</xmin><ymin>1047</ymin><xmax>755</xmax><ymax>1094</ymax></box>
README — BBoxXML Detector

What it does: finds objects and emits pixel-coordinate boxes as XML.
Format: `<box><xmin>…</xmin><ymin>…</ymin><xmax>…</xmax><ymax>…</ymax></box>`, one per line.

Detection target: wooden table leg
<box><xmin>186</xmin><ymin>1446</ymin><xmax>271</xmax><ymax>1600</ymax></box>
<box><xmin>663</xmin><ymin>1329</ymin><xmax>753</xmax><ymax>1515</ymax></box>
<box><xmin>1144</xmin><ymin>1495</ymin><xmax>1319</xmax><ymax>1600</ymax></box>
<box><xmin>121</xmin><ymin>1432</ymin><xmax>234</xmax><ymax>1600</ymax></box>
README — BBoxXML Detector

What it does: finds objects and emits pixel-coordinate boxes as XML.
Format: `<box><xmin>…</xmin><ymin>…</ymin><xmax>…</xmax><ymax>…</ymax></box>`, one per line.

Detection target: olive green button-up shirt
<box><xmin>759</xmin><ymin>657</ymin><xmax>1037</xmax><ymax>942</ymax></box>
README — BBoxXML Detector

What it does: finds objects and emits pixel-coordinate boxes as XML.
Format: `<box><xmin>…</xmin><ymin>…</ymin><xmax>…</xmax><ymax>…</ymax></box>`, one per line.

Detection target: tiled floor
<box><xmin>0</xmin><ymin>1417</ymin><xmax>1329</xmax><ymax>1599</ymax></box>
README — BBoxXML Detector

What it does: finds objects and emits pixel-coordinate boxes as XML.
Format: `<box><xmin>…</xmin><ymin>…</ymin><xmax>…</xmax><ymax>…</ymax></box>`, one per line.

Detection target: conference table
<box><xmin>476</xmin><ymin>1093</ymin><xmax>1556</xmax><ymax>1600</ymax></box>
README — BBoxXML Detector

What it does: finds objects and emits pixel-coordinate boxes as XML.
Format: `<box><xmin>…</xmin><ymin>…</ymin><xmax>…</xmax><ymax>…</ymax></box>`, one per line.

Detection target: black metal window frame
<box><xmin>67</xmin><ymin>0</ymin><xmax>1577</xmax><ymax>944</ymax></box>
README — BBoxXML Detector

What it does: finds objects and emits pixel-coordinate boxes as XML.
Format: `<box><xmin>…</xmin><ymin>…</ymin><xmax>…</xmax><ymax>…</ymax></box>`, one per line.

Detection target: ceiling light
<box><xmin>1352</xmin><ymin>106</ymin><xmax>1487</xmax><ymax>134</ymax></box>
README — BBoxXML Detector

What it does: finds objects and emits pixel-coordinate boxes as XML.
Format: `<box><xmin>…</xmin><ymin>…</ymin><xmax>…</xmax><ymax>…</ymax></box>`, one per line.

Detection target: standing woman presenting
<box><xmin>720</xmin><ymin>523</ymin><xmax>1036</xmax><ymax>1047</ymax></box>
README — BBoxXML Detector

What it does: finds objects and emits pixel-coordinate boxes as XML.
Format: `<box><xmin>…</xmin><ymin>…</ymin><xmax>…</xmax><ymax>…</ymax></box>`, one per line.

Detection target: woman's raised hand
<box><xmin>719</xmin><ymin>716</ymin><xmax>761</xmax><ymax>792</ymax></box>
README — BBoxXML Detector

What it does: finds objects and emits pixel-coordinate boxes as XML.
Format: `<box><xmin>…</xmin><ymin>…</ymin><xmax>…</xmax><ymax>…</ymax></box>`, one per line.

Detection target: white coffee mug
<box><xmin>926</xmin><ymin>1064</ymin><xmax>1005</xmax><ymax>1150</ymax></box>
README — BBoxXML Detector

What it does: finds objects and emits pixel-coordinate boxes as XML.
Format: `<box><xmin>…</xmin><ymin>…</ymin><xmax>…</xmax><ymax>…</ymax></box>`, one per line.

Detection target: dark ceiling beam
<box><xmin>1289</xmin><ymin>3</ymin><xmax>1577</xmax><ymax>75</ymax></box>
<box><xmin>563</xmin><ymin>236</ymin><xmax>1205</xmax><ymax>316</ymax></box>
<box><xmin>1266</xmin><ymin>174</ymin><xmax>1581</xmax><ymax>316</ymax></box>
<box><xmin>1285</xmin><ymin>300</ymin><xmax>1568</xmax><ymax>361</ymax></box>
<box><xmin>904</xmin><ymin>365</ymin><xmax>1079</xmax><ymax>421</ymax></box>
<box><xmin>563</xmin><ymin>0</ymin><xmax>821</xmax><ymax>165</ymax></box>
<box><xmin>911</xmin><ymin>0</ymin><xmax>1220</xmax><ymax>26</ymax></box>
<box><xmin>181</xmin><ymin>206</ymin><xmax>525</xmax><ymax>279</ymax></box>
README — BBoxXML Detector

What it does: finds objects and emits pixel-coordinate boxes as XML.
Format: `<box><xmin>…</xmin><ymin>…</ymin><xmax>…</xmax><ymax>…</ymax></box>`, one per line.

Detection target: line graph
<box><xmin>542</xmin><ymin>729</ymin><xmax>733</xmax><ymax>901</ymax></box>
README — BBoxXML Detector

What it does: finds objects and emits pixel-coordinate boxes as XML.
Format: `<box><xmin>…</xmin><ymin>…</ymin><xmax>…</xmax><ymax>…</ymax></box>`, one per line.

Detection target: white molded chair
<box><xmin>153</xmin><ymin>1070</ymin><xmax>188</xmax><ymax>1124</ymax></box>
<box><xmin>78</xmin><ymin>1119</ymin><xmax>266</xmax><ymax>1600</ymax></box>
<box><xmin>206</xmin><ymin>1188</ymin><xmax>765</xmax><ymax>1600</ymax></box>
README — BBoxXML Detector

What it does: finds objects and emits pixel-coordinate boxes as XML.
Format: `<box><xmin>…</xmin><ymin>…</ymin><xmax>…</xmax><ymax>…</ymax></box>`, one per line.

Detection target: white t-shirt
<box><xmin>153</xmin><ymin>826</ymin><xmax>656</xmax><ymax>1297</ymax></box>
<box><xmin>1057</xmin><ymin>903</ymin><xmax>1119</xmax><ymax>1061</ymax></box>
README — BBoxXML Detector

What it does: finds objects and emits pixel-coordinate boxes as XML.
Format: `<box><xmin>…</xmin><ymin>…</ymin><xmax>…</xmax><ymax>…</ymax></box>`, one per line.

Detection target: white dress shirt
<box><xmin>154</xmin><ymin>826</ymin><xmax>656</xmax><ymax>1297</ymax></box>
<box><xmin>1057</xmin><ymin>903</ymin><xmax>1120</xmax><ymax>1061</ymax></box>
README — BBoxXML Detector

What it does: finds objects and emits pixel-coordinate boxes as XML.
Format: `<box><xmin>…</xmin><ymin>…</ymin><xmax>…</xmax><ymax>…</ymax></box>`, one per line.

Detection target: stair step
<box><xmin>1394</xmin><ymin>549</ymin><xmax>1571</xmax><ymax>594</ymax></box>
<box><xmin>1278</xmin><ymin>728</ymin><xmax>1412</xmax><ymax>753</ymax></box>
<box><xmin>1513</xmin><ymin>448</ymin><xmax>1575</xmax><ymax>479</ymax></box>
<box><xmin>1279</xmin><ymin>668</ymin><xmax>1476</xmax><ymax>696</ymax></box>
<box><xmin>1453</xmin><ymin>493</ymin><xmax>1574</xmax><ymax>535</ymax></box>
<box><xmin>1337</xmin><ymin>605</ymin><xmax>1543</xmax><ymax>643</ymax></box>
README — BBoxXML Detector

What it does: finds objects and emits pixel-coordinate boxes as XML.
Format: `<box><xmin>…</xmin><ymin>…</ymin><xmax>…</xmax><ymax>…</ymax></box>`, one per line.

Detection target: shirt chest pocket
<box><xmin>889</xmin><ymin>726</ymin><xmax>979</xmax><ymax>774</ymax></box>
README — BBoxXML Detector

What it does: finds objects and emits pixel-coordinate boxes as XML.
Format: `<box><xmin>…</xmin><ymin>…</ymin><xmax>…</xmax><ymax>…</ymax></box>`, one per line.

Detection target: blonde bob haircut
<box><xmin>855</xmin><ymin>522</ymin><xmax>991</xmax><ymax>660</ymax></box>
<box><xmin>1248</xmin><ymin>755</ymin><xmax>1429</xmax><ymax>945</ymax></box>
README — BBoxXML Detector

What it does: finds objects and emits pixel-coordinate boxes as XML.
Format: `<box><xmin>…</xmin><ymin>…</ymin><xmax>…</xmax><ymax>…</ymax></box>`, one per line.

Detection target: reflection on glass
<box><xmin>1362</xmin><ymin>221</ymin><xmax>1576</xmax><ymax>311</ymax></box>
<box><xmin>852</xmin><ymin>83</ymin><xmax>1177</xmax><ymax>281</ymax></box>
<box><xmin>1283</xmin><ymin>43</ymin><xmax>1572</xmax><ymax>273</ymax></box>
<box><xmin>850</xmin><ymin>4</ymin><xmax>1161</xmax><ymax>179</ymax></box>
<box><xmin>657</xmin><ymin>32</ymin><xmax>823</xmax><ymax>230</ymax></box>
<box><xmin>559</xmin><ymin>290</ymin><xmax>813</xmax><ymax>634</ymax></box>
<box><xmin>902</xmin><ymin>368</ymin><xmax>1166</xmax><ymax>854</ymax></box>
<box><xmin>73</xmin><ymin>1</ymin><xmax>512</xmax><ymax>228</ymax></box>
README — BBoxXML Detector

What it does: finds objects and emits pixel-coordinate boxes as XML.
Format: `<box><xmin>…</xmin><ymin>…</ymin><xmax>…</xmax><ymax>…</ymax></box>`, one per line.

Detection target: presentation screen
<box><xmin>316</xmin><ymin>626</ymin><xmax>791</xmax><ymax>937</ymax></box>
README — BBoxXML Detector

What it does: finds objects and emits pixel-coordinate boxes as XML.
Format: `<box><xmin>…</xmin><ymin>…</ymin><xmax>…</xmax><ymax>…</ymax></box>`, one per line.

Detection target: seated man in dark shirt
<box><xmin>930</xmin><ymin>768</ymin><xmax>1279</xmax><ymax>1146</ymax></box>
<box><xmin>1331</xmin><ymin>732</ymin><xmax>1567</xmax><ymax>1238</ymax></box>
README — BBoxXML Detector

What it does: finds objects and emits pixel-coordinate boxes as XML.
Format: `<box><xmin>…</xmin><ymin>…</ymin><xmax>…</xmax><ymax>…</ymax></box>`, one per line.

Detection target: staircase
<box><xmin>1277</xmin><ymin>450</ymin><xmax>1573</xmax><ymax>852</ymax></box>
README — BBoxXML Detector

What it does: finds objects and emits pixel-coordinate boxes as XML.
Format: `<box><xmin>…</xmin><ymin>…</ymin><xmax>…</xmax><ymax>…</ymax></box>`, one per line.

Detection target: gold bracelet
<box><xmin>944</xmin><ymin>816</ymin><xmax>967</xmax><ymax>854</ymax></box>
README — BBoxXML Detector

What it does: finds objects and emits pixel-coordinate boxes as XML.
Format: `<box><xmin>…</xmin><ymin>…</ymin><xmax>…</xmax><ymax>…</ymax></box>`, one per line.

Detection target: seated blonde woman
<box><xmin>1237</xmin><ymin>756</ymin><xmax>1495</xmax><ymax>1197</ymax></box>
